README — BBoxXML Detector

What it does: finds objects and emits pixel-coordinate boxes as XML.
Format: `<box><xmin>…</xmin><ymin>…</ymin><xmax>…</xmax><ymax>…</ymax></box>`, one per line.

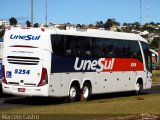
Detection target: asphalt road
<box><xmin>0</xmin><ymin>85</ymin><xmax>160</xmax><ymax>110</ymax></box>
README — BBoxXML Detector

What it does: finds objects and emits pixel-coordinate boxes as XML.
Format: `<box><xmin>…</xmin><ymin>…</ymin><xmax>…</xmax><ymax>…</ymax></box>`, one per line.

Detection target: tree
<box><xmin>151</xmin><ymin>37</ymin><xmax>160</xmax><ymax>49</ymax></box>
<box><xmin>9</xmin><ymin>17</ymin><xmax>17</xmax><ymax>26</ymax></box>
<box><xmin>112</xmin><ymin>19</ymin><xmax>120</xmax><ymax>26</ymax></box>
<box><xmin>95</xmin><ymin>21</ymin><xmax>104</xmax><ymax>28</ymax></box>
<box><xmin>123</xmin><ymin>23</ymin><xmax>128</xmax><ymax>26</ymax></box>
<box><xmin>0</xmin><ymin>29</ymin><xmax>5</xmax><ymax>38</ymax></box>
<box><xmin>104</xmin><ymin>19</ymin><xmax>113</xmax><ymax>30</ymax></box>
<box><xmin>143</xmin><ymin>23</ymin><xmax>155</xmax><ymax>33</ymax></box>
<box><xmin>77</xmin><ymin>24</ymin><xmax>82</xmax><ymax>28</ymax></box>
<box><xmin>104</xmin><ymin>19</ymin><xmax>120</xmax><ymax>30</ymax></box>
<box><xmin>150</xmin><ymin>22</ymin><xmax>155</xmax><ymax>26</ymax></box>
<box><xmin>33</xmin><ymin>23</ymin><xmax>39</xmax><ymax>27</ymax></box>
<box><xmin>66</xmin><ymin>22</ymin><xmax>71</xmax><ymax>25</ymax></box>
<box><xmin>89</xmin><ymin>24</ymin><xmax>94</xmax><ymax>27</ymax></box>
<box><xmin>132</xmin><ymin>22</ymin><xmax>141</xmax><ymax>30</ymax></box>
<box><xmin>26</xmin><ymin>20</ymin><xmax>31</xmax><ymax>27</ymax></box>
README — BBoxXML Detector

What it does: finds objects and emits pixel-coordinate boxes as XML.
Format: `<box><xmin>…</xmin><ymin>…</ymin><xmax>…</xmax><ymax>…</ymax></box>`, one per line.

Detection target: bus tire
<box><xmin>68</xmin><ymin>84</ymin><xmax>79</xmax><ymax>102</ymax></box>
<box><xmin>82</xmin><ymin>83</ymin><xmax>91</xmax><ymax>101</ymax></box>
<box><xmin>135</xmin><ymin>81</ymin><xmax>143</xmax><ymax>95</ymax></box>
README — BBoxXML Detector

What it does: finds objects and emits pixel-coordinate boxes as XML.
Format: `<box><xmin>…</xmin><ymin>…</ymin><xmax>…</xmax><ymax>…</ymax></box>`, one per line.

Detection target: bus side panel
<box><xmin>97</xmin><ymin>71</ymin><xmax>146</xmax><ymax>93</ymax></box>
<box><xmin>59</xmin><ymin>73</ymin><xmax>70</xmax><ymax>97</ymax></box>
<box><xmin>60</xmin><ymin>73</ymin><xmax>82</xmax><ymax>97</ymax></box>
<box><xmin>81</xmin><ymin>72</ymin><xmax>99</xmax><ymax>94</ymax></box>
<box><xmin>49</xmin><ymin>73</ymin><xmax>61</xmax><ymax>97</ymax></box>
<box><xmin>59</xmin><ymin>72</ymin><xmax>97</xmax><ymax>97</ymax></box>
<box><xmin>122</xmin><ymin>71</ymin><xmax>137</xmax><ymax>91</ymax></box>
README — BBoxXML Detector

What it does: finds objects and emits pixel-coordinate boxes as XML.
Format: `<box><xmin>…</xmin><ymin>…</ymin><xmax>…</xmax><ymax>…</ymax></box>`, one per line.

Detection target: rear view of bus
<box><xmin>2</xmin><ymin>28</ymin><xmax>52</xmax><ymax>96</ymax></box>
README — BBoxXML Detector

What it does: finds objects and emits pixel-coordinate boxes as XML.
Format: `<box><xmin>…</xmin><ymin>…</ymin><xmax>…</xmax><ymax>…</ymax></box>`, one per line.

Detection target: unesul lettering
<box><xmin>74</xmin><ymin>58</ymin><xmax>115</xmax><ymax>72</ymax></box>
<box><xmin>10</xmin><ymin>34</ymin><xmax>40</xmax><ymax>40</ymax></box>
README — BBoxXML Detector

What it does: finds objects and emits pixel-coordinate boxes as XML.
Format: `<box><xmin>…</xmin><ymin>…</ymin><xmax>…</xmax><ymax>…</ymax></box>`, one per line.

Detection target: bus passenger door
<box><xmin>145</xmin><ymin>51</ymin><xmax>152</xmax><ymax>89</ymax></box>
<box><xmin>141</xmin><ymin>42</ymin><xmax>152</xmax><ymax>89</ymax></box>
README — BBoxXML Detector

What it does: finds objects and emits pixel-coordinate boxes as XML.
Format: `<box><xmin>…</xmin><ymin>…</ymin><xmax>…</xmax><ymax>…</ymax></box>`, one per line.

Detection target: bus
<box><xmin>0</xmin><ymin>37</ymin><xmax>3</xmax><ymax>84</ymax></box>
<box><xmin>2</xmin><ymin>27</ymin><xmax>152</xmax><ymax>102</ymax></box>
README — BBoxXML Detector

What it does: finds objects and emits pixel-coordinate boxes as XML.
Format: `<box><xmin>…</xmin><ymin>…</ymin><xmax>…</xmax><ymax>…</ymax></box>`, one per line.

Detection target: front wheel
<box><xmin>82</xmin><ymin>83</ymin><xmax>91</xmax><ymax>101</ymax></box>
<box><xmin>135</xmin><ymin>82</ymin><xmax>143</xmax><ymax>95</ymax></box>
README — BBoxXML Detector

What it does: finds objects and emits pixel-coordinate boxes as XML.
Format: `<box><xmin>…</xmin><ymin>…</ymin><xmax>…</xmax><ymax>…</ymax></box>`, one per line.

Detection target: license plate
<box><xmin>18</xmin><ymin>88</ymin><xmax>26</xmax><ymax>92</ymax></box>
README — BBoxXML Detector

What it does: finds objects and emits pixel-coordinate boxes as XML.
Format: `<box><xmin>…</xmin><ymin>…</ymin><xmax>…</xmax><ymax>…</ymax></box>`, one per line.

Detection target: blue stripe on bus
<box><xmin>51</xmin><ymin>54</ymin><xmax>99</xmax><ymax>73</ymax></box>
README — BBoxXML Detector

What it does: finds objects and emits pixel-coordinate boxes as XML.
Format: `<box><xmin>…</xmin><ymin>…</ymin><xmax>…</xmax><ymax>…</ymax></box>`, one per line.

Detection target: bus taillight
<box><xmin>38</xmin><ymin>68</ymin><xmax>48</xmax><ymax>87</ymax></box>
<box><xmin>41</xmin><ymin>28</ymin><xmax>45</xmax><ymax>32</ymax></box>
<box><xmin>2</xmin><ymin>65</ymin><xmax>8</xmax><ymax>84</ymax></box>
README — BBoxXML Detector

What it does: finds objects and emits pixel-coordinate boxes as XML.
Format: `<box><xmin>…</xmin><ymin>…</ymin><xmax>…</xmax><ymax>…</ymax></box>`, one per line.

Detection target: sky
<box><xmin>0</xmin><ymin>0</ymin><xmax>160</xmax><ymax>25</ymax></box>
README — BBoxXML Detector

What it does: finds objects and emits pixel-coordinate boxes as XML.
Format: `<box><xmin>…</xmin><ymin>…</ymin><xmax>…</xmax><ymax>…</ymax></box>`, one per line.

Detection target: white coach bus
<box><xmin>2</xmin><ymin>28</ymin><xmax>152</xmax><ymax>101</ymax></box>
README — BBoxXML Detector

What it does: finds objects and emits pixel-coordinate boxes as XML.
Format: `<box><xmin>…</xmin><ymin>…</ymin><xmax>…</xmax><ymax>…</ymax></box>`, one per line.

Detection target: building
<box><xmin>0</xmin><ymin>20</ymin><xmax>10</xmax><ymax>27</ymax></box>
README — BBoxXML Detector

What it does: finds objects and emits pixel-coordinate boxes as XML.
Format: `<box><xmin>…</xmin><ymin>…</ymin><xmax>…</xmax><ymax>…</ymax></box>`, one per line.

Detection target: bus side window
<box><xmin>70</xmin><ymin>37</ymin><xmax>79</xmax><ymax>57</ymax></box>
<box><xmin>65</xmin><ymin>36</ymin><xmax>71</xmax><ymax>56</ymax></box>
<box><xmin>51</xmin><ymin>35</ymin><xmax>65</xmax><ymax>56</ymax></box>
<box><xmin>65</xmin><ymin>36</ymin><xmax>78</xmax><ymax>57</ymax></box>
<box><xmin>79</xmin><ymin>37</ymin><xmax>86</xmax><ymax>57</ymax></box>
<box><xmin>118</xmin><ymin>41</ymin><xmax>124</xmax><ymax>58</ymax></box>
<box><xmin>130</xmin><ymin>41</ymin><xmax>143</xmax><ymax>62</ymax></box>
<box><xmin>85</xmin><ymin>37</ymin><xmax>92</xmax><ymax>57</ymax></box>
<box><xmin>107</xmin><ymin>45</ymin><xmax>114</xmax><ymax>57</ymax></box>
<box><xmin>118</xmin><ymin>40</ymin><xmax>130</xmax><ymax>58</ymax></box>
<box><xmin>141</xmin><ymin>42</ymin><xmax>152</xmax><ymax>72</ymax></box>
<box><xmin>79</xmin><ymin>37</ymin><xmax>92</xmax><ymax>57</ymax></box>
<box><xmin>92</xmin><ymin>38</ymin><xmax>103</xmax><ymax>58</ymax></box>
<box><xmin>104</xmin><ymin>39</ymin><xmax>118</xmax><ymax>58</ymax></box>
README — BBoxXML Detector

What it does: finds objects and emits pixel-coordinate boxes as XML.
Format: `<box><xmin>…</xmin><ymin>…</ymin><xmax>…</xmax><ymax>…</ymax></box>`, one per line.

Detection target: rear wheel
<box><xmin>82</xmin><ymin>83</ymin><xmax>91</xmax><ymax>101</ymax></box>
<box><xmin>68</xmin><ymin>84</ymin><xmax>79</xmax><ymax>102</ymax></box>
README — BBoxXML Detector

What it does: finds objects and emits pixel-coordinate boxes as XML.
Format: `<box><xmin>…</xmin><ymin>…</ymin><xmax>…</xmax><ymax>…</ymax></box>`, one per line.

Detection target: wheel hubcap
<box><xmin>136</xmin><ymin>83</ymin><xmax>140</xmax><ymax>92</ymax></box>
<box><xmin>83</xmin><ymin>86</ymin><xmax>89</xmax><ymax>98</ymax></box>
<box><xmin>70</xmin><ymin>87</ymin><xmax>76</xmax><ymax>98</ymax></box>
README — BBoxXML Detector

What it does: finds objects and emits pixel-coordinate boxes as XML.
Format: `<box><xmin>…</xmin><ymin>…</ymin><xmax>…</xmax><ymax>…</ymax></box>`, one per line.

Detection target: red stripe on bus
<box><xmin>102</xmin><ymin>58</ymin><xmax>144</xmax><ymax>72</ymax></box>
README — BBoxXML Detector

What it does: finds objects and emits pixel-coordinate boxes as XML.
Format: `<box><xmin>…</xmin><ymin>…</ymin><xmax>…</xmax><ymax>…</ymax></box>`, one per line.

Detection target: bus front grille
<box><xmin>7</xmin><ymin>56</ymin><xmax>40</xmax><ymax>65</ymax></box>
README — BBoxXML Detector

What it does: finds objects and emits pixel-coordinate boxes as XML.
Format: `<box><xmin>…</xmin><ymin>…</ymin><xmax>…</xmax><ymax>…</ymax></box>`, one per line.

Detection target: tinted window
<box><xmin>104</xmin><ymin>39</ymin><xmax>118</xmax><ymax>58</ymax></box>
<box><xmin>130</xmin><ymin>41</ymin><xmax>143</xmax><ymax>62</ymax></box>
<box><xmin>92</xmin><ymin>38</ymin><xmax>104</xmax><ymax>57</ymax></box>
<box><xmin>51</xmin><ymin>35</ymin><xmax>143</xmax><ymax>61</ymax></box>
<box><xmin>51</xmin><ymin>35</ymin><xmax>65</xmax><ymax>56</ymax></box>
<box><xmin>65</xmin><ymin>36</ymin><xmax>79</xmax><ymax>56</ymax></box>
<box><xmin>51</xmin><ymin>35</ymin><xmax>92</xmax><ymax>57</ymax></box>
<box><xmin>79</xmin><ymin>37</ymin><xmax>92</xmax><ymax>57</ymax></box>
<box><xmin>118</xmin><ymin>40</ymin><xmax>131</xmax><ymax>58</ymax></box>
<box><xmin>141</xmin><ymin>41</ymin><xmax>152</xmax><ymax>71</ymax></box>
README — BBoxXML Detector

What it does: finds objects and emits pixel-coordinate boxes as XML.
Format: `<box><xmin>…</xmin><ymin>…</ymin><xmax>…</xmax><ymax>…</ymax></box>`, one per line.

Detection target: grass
<box><xmin>0</xmin><ymin>94</ymin><xmax>160</xmax><ymax>120</ymax></box>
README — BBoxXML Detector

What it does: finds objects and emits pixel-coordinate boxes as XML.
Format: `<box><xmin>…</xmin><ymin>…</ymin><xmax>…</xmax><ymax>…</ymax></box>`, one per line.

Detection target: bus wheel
<box><xmin>82</xmin><ymin>83</ymin><xmax>91</xmax><ymax>101</ymax></box>
<box><xmin>68</xmin><ymin>84</ymin><xmax>79</xmax><ymax>102</ymax></box>
<box><xmin>135</xmin><ymin>82</ymin><xmax>143</xmax><ymax>95</ymax></box>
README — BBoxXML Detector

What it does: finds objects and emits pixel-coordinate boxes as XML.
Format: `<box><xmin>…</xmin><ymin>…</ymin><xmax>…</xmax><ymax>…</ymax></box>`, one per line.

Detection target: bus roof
<box><xmin>4</xmin><ymin>27</ymin><xmax>148</xmax><ymax>49</ymax></box>
<box><xmin>55</xmin><ymin>29</ymin><xmax>148</xmax><ymax>43</ymax></box>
